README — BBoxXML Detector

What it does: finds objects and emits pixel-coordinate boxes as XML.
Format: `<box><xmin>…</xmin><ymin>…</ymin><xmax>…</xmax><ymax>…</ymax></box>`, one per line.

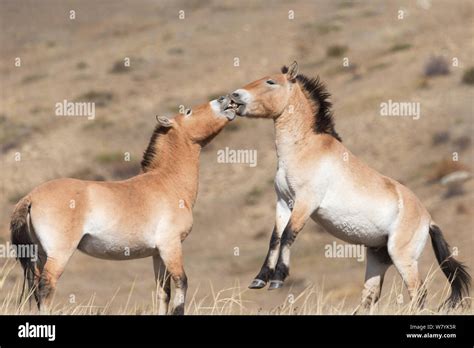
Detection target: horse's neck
<box><xmin>146</xmin><ymin>137</ymin><xmax>201</xmax><ymax>205</ymax></box>
<box><xmin>274</xmin><ymin>88</ymin><xmax>315</xmax><ymax>162</ymax></box>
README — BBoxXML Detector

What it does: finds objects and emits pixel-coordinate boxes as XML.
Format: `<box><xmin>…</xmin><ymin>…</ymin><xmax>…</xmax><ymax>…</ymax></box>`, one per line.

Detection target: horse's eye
<box><xmin>266</xmin><ymin>79</ymin><xmax>276</xmax><ymax>85</ymax></box>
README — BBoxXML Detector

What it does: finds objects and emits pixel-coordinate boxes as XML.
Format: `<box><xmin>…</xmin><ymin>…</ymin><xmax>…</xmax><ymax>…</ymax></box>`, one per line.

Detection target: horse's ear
<box><xmin>286</xmin><ymin>61</ymin><xmax>298</xmax><ymax>82</ymax></box>
<box><xmin>156</xmin><ymin>115</ymin><xmax>174</xmax><ymax>128</ymax></box>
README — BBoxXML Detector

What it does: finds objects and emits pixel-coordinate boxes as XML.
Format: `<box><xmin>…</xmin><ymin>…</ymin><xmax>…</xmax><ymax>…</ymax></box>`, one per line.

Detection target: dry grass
<box><xmin>0</xmin><ymin>260</ymin><xmax>471</xmax><ymax>315</ymax></box>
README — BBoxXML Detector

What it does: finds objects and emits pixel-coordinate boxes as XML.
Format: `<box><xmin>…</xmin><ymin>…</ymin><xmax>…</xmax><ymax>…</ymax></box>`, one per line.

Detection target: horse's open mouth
<box><xmin>217</xmin><ymin>95</ymin><xmax>243</xmax><ymax>115</ymax></box>
<box><xmin>225</xmin><ymin>100</ymin><xmax>245</xmax><ymax>116</ymax></box>
<box><xmin>225</xmin><ymin>100</ymin><xmax>240</xmax><ymax>111</ymax></box>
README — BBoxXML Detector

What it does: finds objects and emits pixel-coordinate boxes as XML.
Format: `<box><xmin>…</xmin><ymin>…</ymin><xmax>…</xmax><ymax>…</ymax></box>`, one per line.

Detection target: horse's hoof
<box><xmin>171</xmin><ymin>304</ymin><xmax>185</xmax><ymax>315</ymax></box>
<box><xmin>248</xmin><ymin>279</ymin><xmax>267</xmax><ymax>289</ymax></box>
<box><xmin>268</xmin><ymin>280</ymin><xmax>284</xmax><ymax>290</ymax></box>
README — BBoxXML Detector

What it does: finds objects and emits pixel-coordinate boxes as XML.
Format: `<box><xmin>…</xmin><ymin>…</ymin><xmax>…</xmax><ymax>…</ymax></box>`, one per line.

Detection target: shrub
<box><xmin>423</xmin><ymin>56</ymin><xmax>449</xmax><ymax>77</ymax></box>
<box><xmin>462</xmin><ymin>67</ymin><xmax>474</xmax><ymax>85</ymax></box>
<box><xmin>327</xmin><ymin>45</ymin><xmax>348</xmax><ymax>58</ymax></box>
<box><xmin>389</xmin><ymin>43</ymin><xmax>411</xmax><ymax>52</ymax></box>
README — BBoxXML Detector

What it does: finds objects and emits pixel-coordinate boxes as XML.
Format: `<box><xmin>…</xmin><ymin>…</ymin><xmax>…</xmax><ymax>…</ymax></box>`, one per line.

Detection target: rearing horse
<box><xmin>227</xmin><ymin>62</ymin><xmax>470</xmax><ymax>309</ymax></box>
<box><xmin>11</xmin><ymin>96</ymin><xmax>236</xmax><ymax>314</ymax></box>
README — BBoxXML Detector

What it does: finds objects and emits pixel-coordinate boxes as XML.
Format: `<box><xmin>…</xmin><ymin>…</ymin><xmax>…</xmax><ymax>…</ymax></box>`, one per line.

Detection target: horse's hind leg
<box><xmin>360</xmin><ymin>247</ymin><xmax>392</xmax><ymax>310</ymax></box>
<box><xmin>158</xmin><ymin>239</ymin><xmax>187</xmax><ymax>315</ymax></box>
<box><xmin>388</xmin><ymin>221</ymin><xmax>429</xmax><ymax>308</ymax></box>
<box><xmin>34</xmin><ymin>230</ymin><xmax>79</xmax><ymax>313</ymax></box>
<box><xmin>37</xmin><ymin>252</ymin><xmax>74</xmax><ymax>313</ymax></box>
<box><xmin>389</xmin><ymin>254</ymin><xmax>426</xmax><ymax>308</ymax></box>
<box><xmin>153</xmin><ymin>254</ymin><xmax>171</xmax><ymax>315</ymax></box>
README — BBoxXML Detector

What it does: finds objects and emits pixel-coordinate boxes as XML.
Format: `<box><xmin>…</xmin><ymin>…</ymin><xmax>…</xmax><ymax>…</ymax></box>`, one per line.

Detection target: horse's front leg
<box><xmin>153</xmin><ymin>254</ymin><xmax>171</xmax><ymax>315</ymax></box>
<box><xmin>158</xmin><ymin>238</ymin><xmax>187</xmax><ymax>315</ymax></box>
<box><xmin>269</xmin><ymin>199</ymin><xmax>312</xmax><ymax>290</ymax></box>
<box><xmin>249</xmin><ymin>199</ymin><xmax>291</xmax><ymax>289</ymax></box>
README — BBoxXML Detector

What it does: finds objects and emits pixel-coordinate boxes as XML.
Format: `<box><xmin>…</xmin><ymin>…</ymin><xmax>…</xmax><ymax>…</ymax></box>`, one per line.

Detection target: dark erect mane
<box><xmin>283</xmin><ymin>66</ymin><xmax>341</xmax><ymax>142</ymax></box>
<box><xmin>141</xmin><ymin>125</ymin><xmax>168</xmax><ymax>172</ymax></box>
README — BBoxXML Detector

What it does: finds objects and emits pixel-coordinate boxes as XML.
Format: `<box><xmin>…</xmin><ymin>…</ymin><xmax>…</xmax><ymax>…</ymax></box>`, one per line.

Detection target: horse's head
<box><xmin>156</xmin><ymin>96</ymin><xmax>236</xmax><ymax>146</ymax></box>
<box><xmin>229</xmin><ymin>61</ymin><xmax>299</xmax><ymax>119</ymax></box>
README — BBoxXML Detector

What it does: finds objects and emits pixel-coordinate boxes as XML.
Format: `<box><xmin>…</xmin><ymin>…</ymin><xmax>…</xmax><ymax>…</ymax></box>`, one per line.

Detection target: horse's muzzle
<box><xmin>228</xmin><ymin>94</ymin><xmax>245</xmax><ymax>115</ymax></box>
<box><xmin>217</xmin><ymin>95</ymin><xmax>237</xmax><ymax>120</ymax></box>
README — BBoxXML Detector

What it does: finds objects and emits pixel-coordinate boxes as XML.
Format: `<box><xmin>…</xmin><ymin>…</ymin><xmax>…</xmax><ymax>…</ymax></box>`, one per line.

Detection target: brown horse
<box><xmin>11</xmin><ymin>96</ymin><xmax>236</xmax><ymax>314</ymax></box>
<box><xmin>227</xmin><ymin>62</ymin><xmax>470</xmax><ymax>309</ymax></box>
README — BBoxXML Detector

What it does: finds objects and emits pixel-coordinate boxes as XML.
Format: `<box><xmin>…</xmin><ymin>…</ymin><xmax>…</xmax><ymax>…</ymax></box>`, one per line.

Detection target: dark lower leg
<box><xmin>171</xmin><ymin>274</ymin><xmax>187</xmax><ymax>315</ymax></box>
<box><xmin>250</xmin><ymin>227</ymin><xmax>280</xmax><ymax>288</ymax></box>
<box><xmin>37</xmin><ymin>272</ymin><xmax>57</xmax><ymax>313</ymax></box>
<box><xmin>269</xmin><ymin>226</ymin><xmax>296</xmax><ymax>289</ymax></box>
<box><xmin>153</xmin><ymin>255</ymin><xmax>171</xmax><ymax>315</ymax></box>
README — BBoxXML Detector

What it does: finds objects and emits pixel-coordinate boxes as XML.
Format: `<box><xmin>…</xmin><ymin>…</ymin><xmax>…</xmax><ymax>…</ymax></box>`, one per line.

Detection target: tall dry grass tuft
<box><xmin>0</xmin><ymin>261</ymin><xmax>471</xmax><ymax>315</ymax></box>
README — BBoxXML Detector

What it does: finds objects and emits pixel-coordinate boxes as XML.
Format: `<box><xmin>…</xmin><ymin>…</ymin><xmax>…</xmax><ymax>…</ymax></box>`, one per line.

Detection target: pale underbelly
<box><xmin>77</xmin><ymin>233</ymin><xmax>157</xmax><ymax>260</ymax></box>
<box><xmin>312</xmin><ymin>210</ymin><xmax>391</xmax><ymax>247</ymax></box>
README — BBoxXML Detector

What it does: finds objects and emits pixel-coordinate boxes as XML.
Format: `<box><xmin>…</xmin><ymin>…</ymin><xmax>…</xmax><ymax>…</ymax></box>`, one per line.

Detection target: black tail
<box><xmin>10</xmin><ymin>197</ymin><xmax>37</xmax><ymax>305</ymax></box>
<box><xmin>429</xmin><ymin>224</ymin><xmax>471</xmax><ymax>308</ymax></box>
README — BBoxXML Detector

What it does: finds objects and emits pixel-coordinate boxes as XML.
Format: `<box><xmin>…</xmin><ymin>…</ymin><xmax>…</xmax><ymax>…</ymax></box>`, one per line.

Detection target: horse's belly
<box><xmin>78</xmin><ymin>232</ymin><xmax>156</xmax><ymax>260</ymax></box>
<box><xmin>313</xmin><ymin>213</ymin><xmax>386</xmax><ymax>247</ymax></box>
<box><xmin>313</xmin><ymin>196</ymin><xmax>395</xmax><ymax>247</ymax></box>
